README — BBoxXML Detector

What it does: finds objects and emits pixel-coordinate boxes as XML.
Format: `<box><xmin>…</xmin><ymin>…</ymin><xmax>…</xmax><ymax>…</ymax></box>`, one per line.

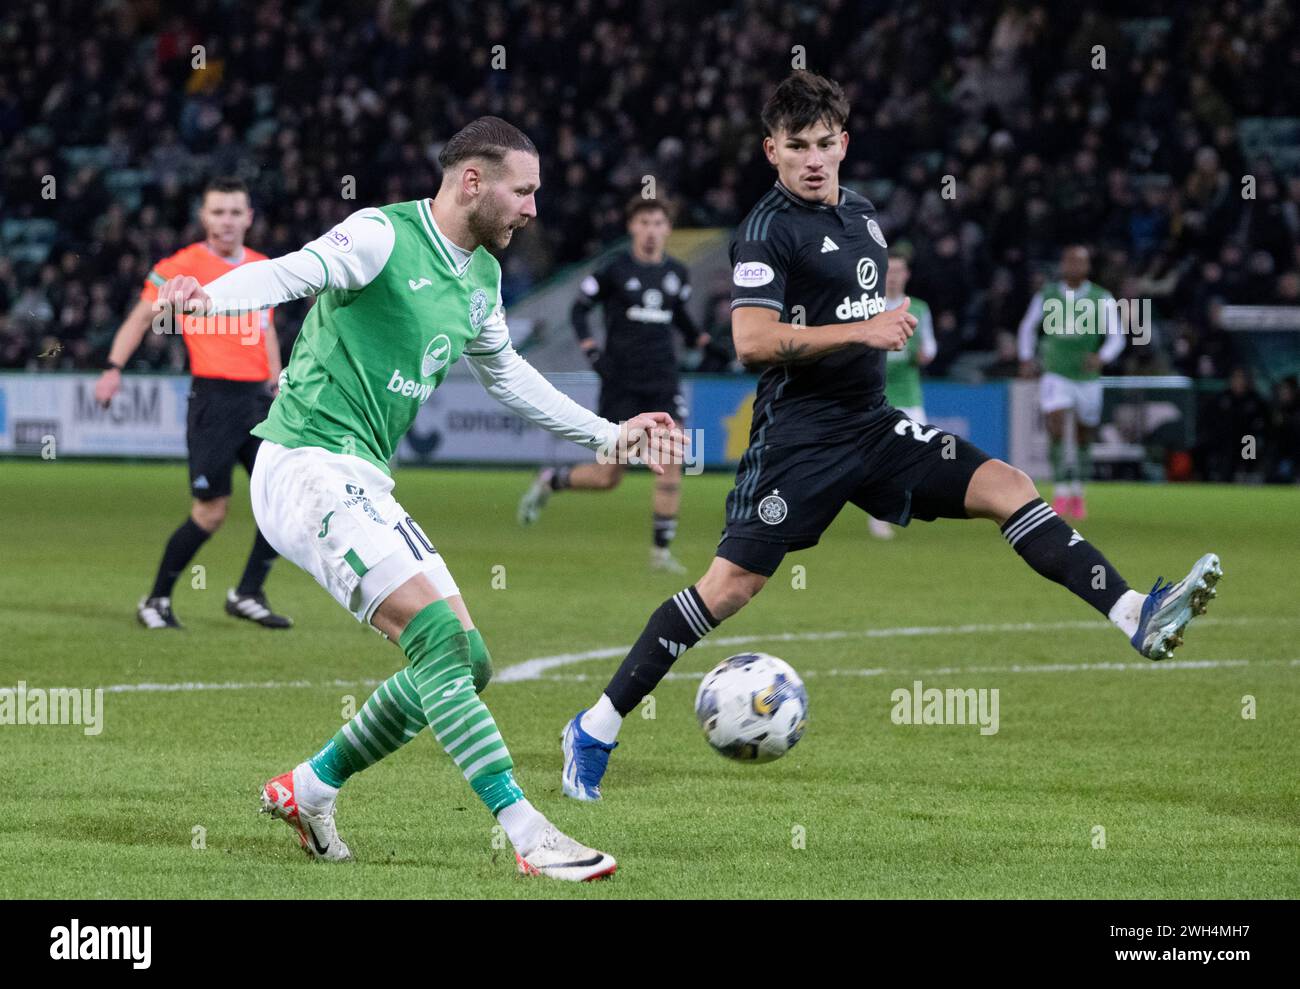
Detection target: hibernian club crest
<box><xmin>468</xmin><ymin>288</ymin><xmax>489</xmax><ymax>330</ymax></box>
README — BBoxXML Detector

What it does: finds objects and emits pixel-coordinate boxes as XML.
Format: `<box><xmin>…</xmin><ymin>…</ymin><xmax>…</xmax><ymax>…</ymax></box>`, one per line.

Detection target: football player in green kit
<box><xmin>156</xmin><ymin>117</ymin><xmax>679</xmax><ymax>882</ymax></box>
<box><xmin>870</xmin><ymin>252</ymin><xmax>936</xmax><ymax>539</ymax></box>
<box><xmin>1018</xmin><ymin>245</ymin><xmax>1125</xmax><ymax>519</ymax></box>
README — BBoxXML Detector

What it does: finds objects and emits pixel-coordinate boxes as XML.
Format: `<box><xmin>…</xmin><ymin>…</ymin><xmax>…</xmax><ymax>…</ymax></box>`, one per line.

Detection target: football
<box><xmin>694</xmin><ymin>652</ymin><xmax>809</xmax><ymax>762</ymax></box>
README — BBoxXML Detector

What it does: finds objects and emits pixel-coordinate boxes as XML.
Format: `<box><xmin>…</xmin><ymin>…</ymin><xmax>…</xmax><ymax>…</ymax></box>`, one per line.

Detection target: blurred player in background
<box><xmin>94</xmin><ymin>177</ymin><xmax>291</xmax><ymax>631</ymax></box>
<box><xmin>1017</xmin><ymin>245</ymin><xmax>1125</xmax><ymax>520</ymax></box>
<box><xmin>157</xmin><ymin>117</ymin><xmax>681</xmax><ymax>881</ymax></box>
<box><xmin>870</xmin><ymin>251</ymin><xmax>936</xmax><ymax>539</ymax></box>
<box><xmin>517</xmin><ymin>196</ymin><xmax>709</xmax><ymax>574</ymax></box>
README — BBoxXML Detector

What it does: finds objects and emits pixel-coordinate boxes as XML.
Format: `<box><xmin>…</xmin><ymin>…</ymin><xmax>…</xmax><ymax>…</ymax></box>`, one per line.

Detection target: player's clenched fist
<box><xmin>614</xmin><ymin>411</ymin><xmax>684</xmax><ymax>475</ymax></box>
<box><xmin>155</xmin><ymin>275</ymin><xmax>212</xmax><ymax>321</ymax></box>
<box><xmin>860</xmin><ymin>295</ymin><xmax>918</xmax><ymax>351</ymax></box>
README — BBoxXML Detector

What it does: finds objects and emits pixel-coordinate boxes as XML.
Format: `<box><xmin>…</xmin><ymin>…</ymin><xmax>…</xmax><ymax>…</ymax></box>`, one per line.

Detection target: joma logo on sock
<box><xmin>50</xmin><ymin>919</ymin><xmax>151</xmax><ymax>969</ymax></box>
<box><xmin>890</xmin><ymin>679</ymin><xmax>999</xmax><ymax>735</ymax></box>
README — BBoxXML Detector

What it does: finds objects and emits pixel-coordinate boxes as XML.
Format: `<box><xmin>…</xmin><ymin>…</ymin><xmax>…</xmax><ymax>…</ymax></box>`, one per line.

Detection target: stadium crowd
<box><xmin>0</xmin><ymin>0</ymin><xmax>1297</xmax><ymax>476</ymax></box>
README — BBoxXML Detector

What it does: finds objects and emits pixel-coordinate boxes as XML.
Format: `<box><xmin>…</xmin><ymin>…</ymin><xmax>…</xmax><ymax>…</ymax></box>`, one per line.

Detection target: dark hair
<box><xmin>438</xmin><ymin>116</ymin><xmax>537</xmax><ymax>171</ymax></box>
<box><xmin>761</xmin><ymin>70</ymin><xmax>849</xmax><ymax>138</ymax></box>
<box><xmin>202</xmin><ymin>176</ymin><xmax>249</xmax><ymax>200</ymax></box>
<box><xmin>625</xmin><ymin>194</ymin><xmax>674</xmax><ymax>223</ymax></box>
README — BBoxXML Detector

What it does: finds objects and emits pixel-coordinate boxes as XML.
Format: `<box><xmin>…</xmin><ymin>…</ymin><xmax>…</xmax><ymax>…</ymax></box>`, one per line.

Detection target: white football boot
<box><xmin>259</xmin><ymin>766</ymin><xmax>352</xmax><ymax>862</ymax></box>
<box><xmin>515</xmin><ymin>824</ymin><xmax>617</xmax><ymax>882</ymax></box>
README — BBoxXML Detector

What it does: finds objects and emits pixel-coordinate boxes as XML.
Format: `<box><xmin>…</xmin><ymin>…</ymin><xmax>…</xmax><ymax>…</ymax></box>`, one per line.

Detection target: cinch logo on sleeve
<box><xmin>324</xmin><ymin>227</ymin><xmax>353</xmax><ymax>253</ymax></box>
<box><xmin>733</xmin><ymin>262</ymin><xmax>774</xmax><ymax>287</ymax></box>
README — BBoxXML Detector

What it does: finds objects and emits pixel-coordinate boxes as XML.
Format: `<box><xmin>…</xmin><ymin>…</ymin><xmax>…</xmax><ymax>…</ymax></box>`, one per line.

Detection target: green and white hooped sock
<box><xmin>401</xmin><ymin>601</ymin><xmax>526</xmax><ymax>816</ymax></box>
<box><xmin>308</xmin><ymin>667</ymin><xmax>427</xmax><ymax>788</ymax></box>
<box><xmin>307</xmin><ymin>621</ymin><xmax>495</xmax><ymax>792</ymax></box>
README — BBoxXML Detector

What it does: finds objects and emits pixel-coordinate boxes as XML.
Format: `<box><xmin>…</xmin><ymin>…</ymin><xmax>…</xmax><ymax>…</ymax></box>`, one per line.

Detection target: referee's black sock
<box><xmin>236</xmin><ymin>530</ymin><xmax>279</xmax><ymax>597</ymax></box>
<box><xmin>1000</xmin><ymin>498</ymin><xmax>1128</xmax><ymax>616</ymax></box>
<box><xmin>149</xmin><ymin>518</ymin><xmax>211</xmax><ymax>599</ymax></box>
<box><xmin>604</xmin><ymin>586</ymin><xmax>719</xmax><ymax>715</ymax></box>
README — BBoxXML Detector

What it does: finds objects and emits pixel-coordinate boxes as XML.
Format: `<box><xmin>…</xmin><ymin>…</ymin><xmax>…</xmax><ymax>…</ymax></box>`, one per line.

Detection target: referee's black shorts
<box><xmin>717</xmin><ymin>407</ymin><xmax>991</xmax><ymax>577</ymax></box>
<box><xmin>185</xmin><ymin>376</ymin><xmax>273</xmax><ymax>501</ymax></box>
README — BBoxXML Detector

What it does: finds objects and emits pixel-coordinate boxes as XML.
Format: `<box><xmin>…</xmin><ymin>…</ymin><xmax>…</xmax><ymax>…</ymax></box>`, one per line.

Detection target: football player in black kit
<box><xmin>557</xmin><ymin>70</ymin><xmax>1223</xmax><ymax>802</ymax></box>
<box><xmin>518</xmin><ymin>196</ymin><xmax>710</xmax><ymax>574</ymax></box>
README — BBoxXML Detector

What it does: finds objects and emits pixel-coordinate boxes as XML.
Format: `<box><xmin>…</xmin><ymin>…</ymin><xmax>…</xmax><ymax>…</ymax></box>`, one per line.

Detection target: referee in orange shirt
<box><xmin>95</xmin><ymin>177</ymin><xmax>292</xmax><ymax>630</ymax></box>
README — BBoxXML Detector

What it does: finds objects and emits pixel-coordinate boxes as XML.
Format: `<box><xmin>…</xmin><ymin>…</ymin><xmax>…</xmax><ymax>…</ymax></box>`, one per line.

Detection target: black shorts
<box><xmin>186</xmin><ymin>377</ymin><xmax>273</xmax><ymax>500</ymax></box>
<box><xmin>717</xmin><ymin>409</ymin><xmax>991</xmax><ymax>576</ymax></box>
<box><xmin>597</xmin><ymin>383</ymin><xmax>688</xmax><ymax>425</ymax></box>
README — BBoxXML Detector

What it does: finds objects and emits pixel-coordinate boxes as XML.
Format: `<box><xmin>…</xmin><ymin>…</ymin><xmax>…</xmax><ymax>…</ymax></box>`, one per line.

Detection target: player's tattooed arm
<box><xmin>774</xmin><ymin>338</ymin><xmax>812</xmax><ymax>364</ymax></box>
<box><xmin>733</xmin><ymin>306</ymin><xmax>866</xmax><ymax>365</ymax></box>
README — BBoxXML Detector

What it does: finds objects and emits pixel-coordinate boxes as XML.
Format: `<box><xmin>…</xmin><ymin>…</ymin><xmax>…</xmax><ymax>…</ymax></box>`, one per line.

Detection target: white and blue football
<box><xmin>694</xmin><ymin>652</ymin><xmax>808</xmax><ymax>762</ymax></box>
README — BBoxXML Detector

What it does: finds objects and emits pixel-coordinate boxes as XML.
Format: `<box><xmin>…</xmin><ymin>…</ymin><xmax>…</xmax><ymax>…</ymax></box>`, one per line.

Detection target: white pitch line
<box><xmin>492</xmin><ymin>615</ymin><xmax>1274</xmax><ymax>683</ymax></box>
<box><xmin>74</xmin><ymin>616</ymin><xmax>1292</xmax><ymax>695</ymax></box>
<box><xmin>100</xmin><ymin>677</ymin><xmax>385</xmax><ymax>695</ymax></box>
<box><xmin>536</xmin><ymin>657</ymin><xmax>1296</xmax><ymax>683</ymax></box>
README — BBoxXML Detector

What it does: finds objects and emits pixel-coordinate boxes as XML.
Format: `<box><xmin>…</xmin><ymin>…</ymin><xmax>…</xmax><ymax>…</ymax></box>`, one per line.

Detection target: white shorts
<box><xmin>1040</xmin><ymin>373</ymin><xmax>1103</xmax><ymax>427</ymax></box>
<box><xmin>250</xmin><ymin>441</ymin><xmax>461</xmax><ymax>624</ymax></box>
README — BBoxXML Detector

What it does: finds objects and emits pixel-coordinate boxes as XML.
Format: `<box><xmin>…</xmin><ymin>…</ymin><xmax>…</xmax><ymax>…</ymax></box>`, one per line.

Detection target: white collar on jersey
<box><xmin>428</xmin><ymin>211</ymin><xmax>473</xmax><ymax>273</ymax></box>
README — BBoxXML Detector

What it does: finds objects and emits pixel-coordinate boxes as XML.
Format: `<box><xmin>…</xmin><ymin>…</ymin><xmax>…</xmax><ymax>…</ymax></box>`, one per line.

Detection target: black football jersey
<box><xmin>730</xmin><ymin>181</ymin><xmax>892</xmax><ymax>442</ymax></box>
<box><xmin>572</xmin><ymin>252</ymin><xmax>699</xmax><ymax>389</ymax></box>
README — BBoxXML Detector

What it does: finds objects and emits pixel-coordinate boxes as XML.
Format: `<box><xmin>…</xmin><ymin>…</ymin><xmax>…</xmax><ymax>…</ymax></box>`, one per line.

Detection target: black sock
<box><xmin>236</xmin><ymin>529</ymin><xmax>279</xmax><ymax>597</ymax></box>
<box><xmin>604</xmin><ymin>586</ymin><xmax>719</xmax><ymax>715</ymax></box>
<box><xmin>150</xmin><ymin>518</ymin><xmax>211</xmax><ymax>599</ymax></box>
<box><xmin>1000</xmin><ymin>498</ymin><xmax>1128</xmax><ymax>616</ymax></box>
<box><xmin>652</xmin><ymin>513</ymin><xmax>677</xmax><ymax>549</ymax></box>
<box><xmin>550</xmin><ymin>465</ymin><xmax>572</xmax><ymax>491</ymax></box>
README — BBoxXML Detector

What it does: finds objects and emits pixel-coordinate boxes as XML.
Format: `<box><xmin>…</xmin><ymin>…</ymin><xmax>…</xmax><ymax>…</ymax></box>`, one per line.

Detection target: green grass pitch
<box><xmin>1</xmin><ymin>460</ymin><xmax>1296</xmax><ymax>898</ymax></box>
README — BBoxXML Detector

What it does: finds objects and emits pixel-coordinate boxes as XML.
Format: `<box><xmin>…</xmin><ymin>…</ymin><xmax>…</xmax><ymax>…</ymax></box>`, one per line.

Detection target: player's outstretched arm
<box><xmin>155</xmin><ymin>208</ymin><xmax>397</xmax><ymax>319</ymax></box>
<box><xmin>732</xmin><ymin>302</ymin><xmax>916</xmax><ymax>366</ymax></box>
<box><xmin>463</xmin><ymin>307</ymin><xmax>680</xmax><ymax>473</ymax></box>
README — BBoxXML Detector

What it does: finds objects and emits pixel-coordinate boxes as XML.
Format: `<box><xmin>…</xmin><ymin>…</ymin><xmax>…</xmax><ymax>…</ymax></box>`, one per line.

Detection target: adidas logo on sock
<box><xmin>658</xmin><ymin>637</ymin><xmax>687</xmax><ymax>657</ymax></box>
<box><xmin>1068</xmin><ymin>530</ymin><xmax>1084</xmax><ymax>547</ymax></box>
<box><xmin>820</xmin><ymin>236</ymin><xmax>839</xmax><ymax>253</ymax></box>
